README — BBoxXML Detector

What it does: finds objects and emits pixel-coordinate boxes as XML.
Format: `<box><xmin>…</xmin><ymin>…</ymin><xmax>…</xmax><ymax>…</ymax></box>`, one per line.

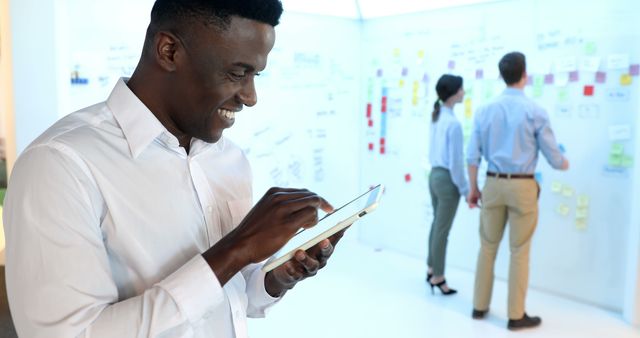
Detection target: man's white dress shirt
<box><xmin>4</xmin><ymin>78</ymin><xmax>279</xmax><ymax>338</ymax></box>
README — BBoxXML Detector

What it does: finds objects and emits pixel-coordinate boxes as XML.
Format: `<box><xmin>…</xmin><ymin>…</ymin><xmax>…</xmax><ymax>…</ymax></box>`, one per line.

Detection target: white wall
<box><xmin>356</xmin><ymin>0</ymin><xmax>640</xmax><ymax>321</ymax></box>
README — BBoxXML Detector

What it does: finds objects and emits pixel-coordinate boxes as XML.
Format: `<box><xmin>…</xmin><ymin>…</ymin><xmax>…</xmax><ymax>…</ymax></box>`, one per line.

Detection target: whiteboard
<box><xmin>358</xmin><ymin>0</ymin><xmax>640</xmax><ymax>310</ymax></box>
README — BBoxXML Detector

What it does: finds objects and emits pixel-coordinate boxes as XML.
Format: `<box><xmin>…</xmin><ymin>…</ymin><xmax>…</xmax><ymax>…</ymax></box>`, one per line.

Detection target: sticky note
<box><xmin>611</xmin><ymin>143</ymin><xmax>624</xmax><ymax>155</ymax></box>
<box><xmin>368</xmin><ymin>143</ymin><xmax>374</xmax><ymax>151</ymax></box>
<box><xmin>544</xmin><ymin>74</ymin><xmax>555</xmax><ymax>84</ymax></box>
<box><xmin>377</xmin><ymin>69</ymin><xmax>383</xmax><ymax>77</ymax></box>
<box><xmin>551</xmin><ymin>182</ymin><xmax>562</xmax><ymax>193</ymax></box>
<box><xmin>584</xmin><ymin>42</ymin><xmax>597</xmax><ymax>55</ymax></box>
<box><xmin>607</xmin><ymin>54</ymin><xmax>630</xmax><ymax>70</ymax></box>
<box><xmin>569</xmin><ymin>71</ymin><xmax>579</xmax><ymax>82</ymax></box>
<box><xmin>393</xmin><ymin>48</ymin><xmax>401</xmax><ymax>57</ymax></box>
<box><xmin>580</xmin><ymin>57</ymin><xmax>601</xmax><ymax>72</ymax></box>
<box><xmin>576</xmin><ymin>208</ymin><xmax>589</xmax><ymax>219</ymax></box>
<box><xmin>608</xmin><ymin>125</ymin><xmax>631</xmax><ymax>141</ymax></box>
<box><xmin>583</xmin><ymin>85</ymin><xmax>594</xmax><ymax>96</ymax></box>
<box><xmin>622</xmin><ymin>156</ymin><xmax>634</xmax><ymax>168</ymax></box>
<box><xmin>609</xmin><ymin>154</ymin><xmax>623</xmax><ymax>167</ymax></box>
<box><xmin>630</xmin><ymin>64</ymin><xmax>640</xmax><ymax>76</ymax></box>
<box><xmin>620</xmin><ymin>74</ymin><xmax>633</xmax><ymax>86</ymax></box>
<box><xmin>562</xmin><ymin>186</ymin><xmax>574</xmax><ymax>197</ymax></box>
<box><xmin>399</xmin><ymin>79</ymin><xmax>405</xmax><ymax>88</ymax></box>
<box><xmin>412</xmin><ymin>97</ymin><xmax>419</xmax><ymax>106</ymax></box>
<box><xmin>577</xmin><ymin>195</ymin><xmax>590</xmax><ymax>207</ymax></box>
<box><xmin>595</xmin><ymin>72</ymin><xmax>607</xmax><ymax>83</ymax></box>
<box><xmin>556</xmin><ymin>204</ymin><xmax>570</xmax><ymax>216</ymax></box>
<box><xmin>556</xmin><ymin>57</ymin><xmax>577</xmax><ymax>72</ymax></box>
<box><xmin>448</xmin><ymin>60</ymin><xmax>456</xmax><ymax>70</ymax></box>
<box><xmin>557</xmin><ymin>87</ymin><xmax>569</xmax><ymax>102</ymax></box>
<box><xmin>476</xmin><ymin>69</ymin><xmax>484</xmax><ymax>79</ymax></box>
<box><xmin>405</xmin><ymin>173</ymin><xmax>412</xmax><ymax>183</ymax></box>
<box><xmin>418</xmin><ymin>50</ymin><xmax>425</xmax><ymax>59</ymax></box>
<box><xmin>575</xmin><ymin>219</ymin><xmax>587</xmax><ymax>230</ymax></box>
<box><xmin>422</xmin><ymin>73</ymin><xmax>430</xmax><ymax>83</ymax></box>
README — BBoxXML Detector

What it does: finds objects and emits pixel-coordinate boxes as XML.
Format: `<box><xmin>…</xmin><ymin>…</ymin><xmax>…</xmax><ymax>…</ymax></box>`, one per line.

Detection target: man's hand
<box><xmin>467</xmin><ymin>187</ymin><xmax>482</xmax><ymax>208</ymax></box>
<box><xmin>203</xmin><ymin>188</ymin><xmax>333</xmax><ymax>285</ymax></box>
<box><xmin>264</xmin><ymin>229</ymin><xmax>346</xmax><ymax>297</ymax></box>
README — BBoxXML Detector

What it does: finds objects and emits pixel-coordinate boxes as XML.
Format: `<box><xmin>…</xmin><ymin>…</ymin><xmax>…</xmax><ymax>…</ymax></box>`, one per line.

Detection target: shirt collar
<box><xmin>440</xmin><ymin>105</ymin><xmax>455</xmax><ymax>115</ymax></box>
<box><xmin>107</xmin><ymin>78</ymin><xmax>171</xmax><ymax>158</ymax></box>
<box><xmin>503</xmin><ymin>87</ymin><xmax>525</xmax><ymax>96</ymax></box>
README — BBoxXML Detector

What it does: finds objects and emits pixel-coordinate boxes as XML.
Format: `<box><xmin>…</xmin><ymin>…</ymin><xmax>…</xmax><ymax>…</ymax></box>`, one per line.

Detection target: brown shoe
<box><xmin>507</xmin><ymin>313</ymin><xmax>541</xmax><ymax>330</ymax></box>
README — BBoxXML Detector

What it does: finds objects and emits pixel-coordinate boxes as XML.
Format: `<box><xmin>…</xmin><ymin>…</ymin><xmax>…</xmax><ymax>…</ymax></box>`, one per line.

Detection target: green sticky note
<box><xmin>534</xmin><ymin>75</ymin><xmax>544</xmax><ymax>86</ymax></box>
<box><xmin>533</xmin><ymin>86</ymin><xmax>543</xmax><ymax>98</ymax></box>
<box><xmin>622</xmin><ymin>156</ymin><xmax>634</xmax><ymax>168</ymax></box>
<box><xmin>611</xmin><ymin>143</ymin><xmax>624</xmax><ymax>155</ymax></box>
<box><xmin>557</xmin><ymin>87</ymin><xmax>569</xmax><ymax>102</ymax></box>
<box><xmin>584</xmin><ymin>42</ymin><xmax>597</xmax><ymax>55</ymax></box>
<box><xmin>609</xmin><ymin>154</ymin><xmax>623</xmax><ymax>167</ymax></box>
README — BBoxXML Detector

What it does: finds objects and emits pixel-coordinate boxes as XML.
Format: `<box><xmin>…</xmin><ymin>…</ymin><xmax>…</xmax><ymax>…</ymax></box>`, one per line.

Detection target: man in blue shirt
<box><xmin>466</xmin><ymin>52</ymin><xmax>569</xmax><ymax>330</ymax></box>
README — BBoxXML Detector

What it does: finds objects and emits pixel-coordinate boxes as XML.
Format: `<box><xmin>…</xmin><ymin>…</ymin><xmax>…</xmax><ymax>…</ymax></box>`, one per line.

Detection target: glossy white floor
<box><xmin>248</xmin><ymin>237</ymin><xmax>639</xmax><ymax>338</ymax></box>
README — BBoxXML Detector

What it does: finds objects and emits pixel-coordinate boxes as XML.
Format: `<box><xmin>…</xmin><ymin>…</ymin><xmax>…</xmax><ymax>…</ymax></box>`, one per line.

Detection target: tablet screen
<box><xmin>272</xmin><ymin>184</ymin><xmax>383</xmax><ymax>263</ymax></box>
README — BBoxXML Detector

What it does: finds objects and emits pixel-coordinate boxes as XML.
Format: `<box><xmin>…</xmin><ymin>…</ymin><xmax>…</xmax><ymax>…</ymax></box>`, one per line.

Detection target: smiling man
<box><xmin>3</xmin><ymin>1</ymin><xmax>342</xmax><ymax>337</ymax></box>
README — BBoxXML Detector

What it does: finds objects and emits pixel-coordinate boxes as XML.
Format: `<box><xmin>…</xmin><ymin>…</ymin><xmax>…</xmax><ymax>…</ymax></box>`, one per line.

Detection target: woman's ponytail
<box><xmin>432</xmin><ymin>100</ymin><xmax>441</xmax><ymax>123</ymax></box>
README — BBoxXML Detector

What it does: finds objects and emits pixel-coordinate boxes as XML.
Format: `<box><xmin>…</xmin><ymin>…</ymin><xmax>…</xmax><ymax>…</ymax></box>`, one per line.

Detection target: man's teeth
<box><xmin>218</xmin><ymin>109</ymin><xmax>236</xmax><ymax>119</ymax></box>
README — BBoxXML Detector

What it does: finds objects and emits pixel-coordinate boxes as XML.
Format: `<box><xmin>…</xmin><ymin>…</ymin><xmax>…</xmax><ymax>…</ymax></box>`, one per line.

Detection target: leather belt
<box><xmin>486</xmin><ymin>171</ymin><xmax>534</xmax><ymax>179</ymax></box>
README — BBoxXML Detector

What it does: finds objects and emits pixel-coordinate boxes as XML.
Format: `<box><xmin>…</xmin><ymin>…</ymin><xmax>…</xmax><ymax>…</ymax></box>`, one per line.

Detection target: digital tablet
<box><xmin>262</xmin><ymin>184</ymin><xmax>384</xmax><ymax>272</ymax></box>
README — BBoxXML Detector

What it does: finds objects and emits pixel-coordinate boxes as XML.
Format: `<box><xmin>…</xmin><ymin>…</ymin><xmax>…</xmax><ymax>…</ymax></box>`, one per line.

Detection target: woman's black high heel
<box><xmin>428</xmin><ymin>278</ymin><xmax>457</xmax><ymax>295</ymax></box>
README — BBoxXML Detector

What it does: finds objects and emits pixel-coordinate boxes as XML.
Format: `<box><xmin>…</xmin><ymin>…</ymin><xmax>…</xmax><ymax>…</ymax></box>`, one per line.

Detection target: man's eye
<box><xmin>229</xmin><ymin>72</ymin><xmax>245</xmax><ymax>80</ymax></box>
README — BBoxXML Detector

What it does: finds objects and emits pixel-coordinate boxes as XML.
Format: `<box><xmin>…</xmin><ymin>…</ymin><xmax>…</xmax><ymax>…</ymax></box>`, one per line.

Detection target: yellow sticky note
<box><xmin>399</xmin><ymin>79</ymin><xmax>405</xmax><ymax>88</ymax></box>
<box><xmin>577</xmin><ymin>195</ymin><xmax>590</xmax><ymax>207</ymax></box>
<box><xmin>393</xmin><ymin>48</ymin><xmax>401</xmax><ymax>57</ymax></box>
<box><xmin>575</xmin><ymin>218</ymin><xmax>588</xmax><ymax>230</ymax></box>
<box><xmin>412</xmin><ymin>97</ymin><xmax>419</xmax><ymax>106</ymax></box>
<box><xmin>576</xmin><ymin>208</ymin><xmax>589</xmax><ymax>219</ymax></box>
<box><xmin>551</xmin><ymin>182</ymin><xmax>562</xmax><ymax>193</ymax></box>
<box><xmin>418</xmin><ymin>50</ymin><xmax>425</xmax><ymax>59</ymax></box>
<box><xmin>562</xmin><ymin>186</ymin><xmax>574</xmax><ymax>197</ymax></box>
<box><xmin>413</xmin><ymin>81</ymin><xmax>420</xmax><ymax>90</ymax></box>
<box><xmin>556</xmin><ymin>204</ymin><xmax>570</xmax><ymax>216</ymax></box>
<box><xmin>621</xmin><ymin>74</ymin><xmax>633</xmax><ymax>86</ymax></box>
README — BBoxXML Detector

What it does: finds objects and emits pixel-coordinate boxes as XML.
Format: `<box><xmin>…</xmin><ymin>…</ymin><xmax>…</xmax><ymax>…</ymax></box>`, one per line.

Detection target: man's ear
<box><xmin>154</xmin><ymin>31</ymin><xmax>181</xmax><ymax>72</ymax></box>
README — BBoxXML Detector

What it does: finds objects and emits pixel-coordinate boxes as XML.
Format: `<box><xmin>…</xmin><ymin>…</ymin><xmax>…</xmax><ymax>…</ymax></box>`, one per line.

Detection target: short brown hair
<box><xmin>499</xmin><ymin>52</ymin><xmax>526</xmax><ymax>85</ymax></box>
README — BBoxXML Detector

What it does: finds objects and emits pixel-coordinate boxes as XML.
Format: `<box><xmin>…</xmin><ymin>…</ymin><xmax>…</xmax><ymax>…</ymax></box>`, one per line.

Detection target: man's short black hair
<box><xmin>499</xmin><ymin>52</ymin><xmax>526</xmax><ymax>85</ymax></box>
<box><xmin>150</xmin><ymin>0</ymin><xmax>284</xmax><ymax>31</ymax></box>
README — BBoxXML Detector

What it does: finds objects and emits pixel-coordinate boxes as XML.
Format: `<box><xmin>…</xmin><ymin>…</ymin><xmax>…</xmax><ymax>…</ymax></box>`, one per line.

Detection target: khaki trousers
<box><xmin>472</xmin><ymin>177</ymin><xmax>539</xmax><ymax>319</ymax></box>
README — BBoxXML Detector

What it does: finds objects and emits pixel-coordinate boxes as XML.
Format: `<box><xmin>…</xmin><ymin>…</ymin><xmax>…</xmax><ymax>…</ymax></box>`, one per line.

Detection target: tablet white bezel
<box><xmin>262</xmin><ymin>184</ymin><xmax>384</xmax><ymax>272</ymax></box>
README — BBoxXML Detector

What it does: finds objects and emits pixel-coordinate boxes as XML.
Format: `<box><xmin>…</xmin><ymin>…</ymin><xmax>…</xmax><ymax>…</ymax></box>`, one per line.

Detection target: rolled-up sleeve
<box><xmin>448</xmin><ymin>123</ymin><xmax>469</xmax><ymax>196</ymax></box>
<box><xmin>466</xmin><ymin>109</ymin><xmax>483</xmax><ymax>167</ymax></box>
<box><xmin>4</xmin><ymin>144</ymin><xmax>226</xmax><ymax>338</ymax></box>
<box><xmin>534</xmin><ymin>109</ymin><xmax>566</xmax><ymax>169</ymax></box>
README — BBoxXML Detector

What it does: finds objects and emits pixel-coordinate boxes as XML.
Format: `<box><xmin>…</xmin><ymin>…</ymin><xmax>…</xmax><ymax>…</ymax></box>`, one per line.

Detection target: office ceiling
<box><xmin>281</xmin><ymin>0</ymin><xmax>504</xmax><ymax>19</ymax></box>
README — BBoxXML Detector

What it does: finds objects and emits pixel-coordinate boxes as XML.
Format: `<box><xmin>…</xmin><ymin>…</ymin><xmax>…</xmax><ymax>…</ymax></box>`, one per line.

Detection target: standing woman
<box><xmin>427</xmin><ymin>74</ymin><xmax>468</xmax><ymax>295</ymax></box>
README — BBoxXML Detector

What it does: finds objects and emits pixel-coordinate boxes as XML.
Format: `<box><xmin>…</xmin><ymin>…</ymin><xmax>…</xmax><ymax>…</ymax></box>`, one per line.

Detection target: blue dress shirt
<box><xmin>466</xmin><ymin>88</ymin><xmax>565</xmax><ymax>173</ymax></box>
<box><xmin>429</xmin><ymin>106</ymin><xmax>469</xmax><ymax>196</ymax></box>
